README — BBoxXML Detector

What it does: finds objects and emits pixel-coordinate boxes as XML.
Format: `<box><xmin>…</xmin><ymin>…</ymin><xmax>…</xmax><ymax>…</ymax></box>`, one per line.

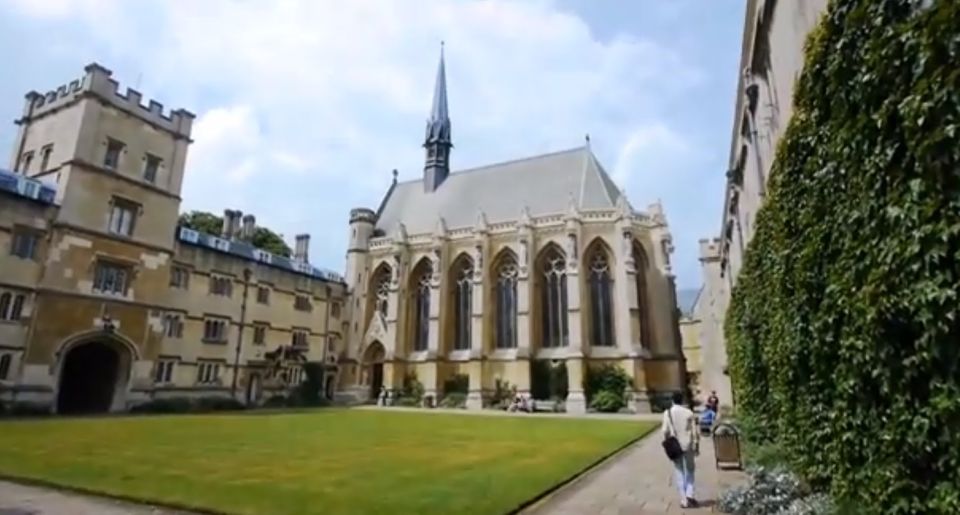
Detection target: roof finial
<box><xmin>585</xmin><ymin>133</ymin><xmax>591</xmax><ymax>146</ymax></box>
<box><xmin>392</xmin><ymin>169</ymin><xmax>398</xmax><ymax>184</ymax></box>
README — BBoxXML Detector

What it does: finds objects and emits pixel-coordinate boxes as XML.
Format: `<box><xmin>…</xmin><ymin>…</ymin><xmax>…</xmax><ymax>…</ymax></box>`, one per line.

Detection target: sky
<box><xmin>0</xmin><ymin>0</ymin><xmax>745</xmax><ymax>290</ymax></box>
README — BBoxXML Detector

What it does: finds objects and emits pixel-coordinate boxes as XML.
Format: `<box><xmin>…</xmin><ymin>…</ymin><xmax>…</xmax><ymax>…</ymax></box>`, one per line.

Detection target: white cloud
<box><xmin>1</xmin><ymin>0</ymin><xmax>706</xmax><ymax>277</ymax></box>
<box><xmin>612</xmin><ymin>123</ymin><xmax>692</xmax><ymax>185</ymax></box>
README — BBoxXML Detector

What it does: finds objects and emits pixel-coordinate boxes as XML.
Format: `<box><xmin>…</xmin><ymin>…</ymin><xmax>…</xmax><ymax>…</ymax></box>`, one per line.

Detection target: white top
<box><xmin>661</xmin><ymin>404</ymin><xmax>699</xmax><ymax>451</ymax></box>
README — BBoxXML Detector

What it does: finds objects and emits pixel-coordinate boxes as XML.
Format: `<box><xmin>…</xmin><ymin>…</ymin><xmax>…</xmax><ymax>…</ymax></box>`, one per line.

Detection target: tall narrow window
<box><xmin>413</xmin><ymin>262</ymin><xmax>432</xmax><ymax>352</ymax></box>
<box><xmin>170</xmin><ymin>266</ymin><xmax>190</xmax><ymax>289</ymax></box>
<box><xmin>18</xmin><ymin>151</ymin><xmax>33</xmax><ymax>173</ymax></box>
<box><xmin>539</xmin><ymin>246</ymin><xmax>568</xmax><ymax>348</ymax></box>
<box><xmin>10</xmin><ymin>295</ymin><xmax>24</xmax><ymax>320</ymax></box>
<box><xmin>633</xmin><ymin>243</ymin><xmax>652</xmax><ymax>349</ymax></box>
<box><xmin>495</xmin><ymin>254</ymin><xmax>518</xmax><ymax>349</ymax></box>
<box><xmin>108</xmin><ymin>197</ymin><xmax>139</xmax><ymax>236</ymax></box>
<box><xmin>588</xmin><ymin>248</ymin><xmax>614</xmax><ymax>346</ymax></box>
<box><xmin>0</xmin><ymin>293</ymin><xmax>10</xmax><ymax>320</ymax></box>
<box><xmin>10</xmin><ymin>229</ymin><xmax>39</xmax><ymax>260</ymax></box>
<box><xmin>104</xmin><ymin>138</ymin><xmax>124</xmax><ymax>169</ymax></box>
<box><xmin>39</xmin><ymin>145</ymin><xmax>53</xmax><ymax>172</ymax></box>
<box><xmin>374</xmin><ymin>268</ymin><xmax>390</xmax><ymax>319</ymax></box>
<box><xmin>0</xmin><ymin>354</ymin><xmax>11</xmax><ymax>380</ymax></box>
<box><xmin>143</xmin><ymin>153</ymin><xmax>161</xmax><ymax>183</ymax></box>
<box><xmin>257</xmin><ymin>286</ymin><xmax>270</xmax><ymax>304</ymax></box>
<box><xmin>452</xmin><ymin>257</ymin><xmax>473</xmax><ymax>350</ymax></box>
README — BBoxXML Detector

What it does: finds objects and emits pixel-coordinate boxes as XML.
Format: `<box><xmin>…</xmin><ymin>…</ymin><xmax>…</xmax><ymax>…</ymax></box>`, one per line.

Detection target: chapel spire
<box><xmin>423</xmin><ymin>41</ymin><xmax>452</xmax><ymax>192</ymax></box>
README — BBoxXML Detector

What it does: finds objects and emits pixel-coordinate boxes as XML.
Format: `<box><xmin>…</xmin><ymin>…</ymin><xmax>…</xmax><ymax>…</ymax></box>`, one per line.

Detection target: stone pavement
<box><xmin>525</xmin><ymin>432</ymin><xmax>746</xmax><ymax>514</ymax></box>
<box><xmin>0</xmin><ymin>480</ymin><xmax>188</xmax><ymax>515</ymax></box>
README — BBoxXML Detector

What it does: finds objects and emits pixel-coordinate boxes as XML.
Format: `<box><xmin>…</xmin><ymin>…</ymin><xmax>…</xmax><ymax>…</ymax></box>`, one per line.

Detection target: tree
<box><xmin>178</xmin><ymin>211</ymin><xmax>292</xmax><ymax>257</ymax></box>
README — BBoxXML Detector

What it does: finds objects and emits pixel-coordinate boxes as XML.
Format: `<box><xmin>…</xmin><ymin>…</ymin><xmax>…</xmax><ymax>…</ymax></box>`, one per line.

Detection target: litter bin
<box><xmin>712</xmin><ymin>422</ymin><xmax>743</xmax><ymax>470</ymax></box>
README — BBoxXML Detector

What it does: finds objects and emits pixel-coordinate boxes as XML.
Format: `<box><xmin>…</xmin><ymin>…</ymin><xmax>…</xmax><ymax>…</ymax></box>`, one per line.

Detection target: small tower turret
<box><xmin>346</xmin><ymin>207</ymin><xmax>377</xmax><ymax>291</ymax></box>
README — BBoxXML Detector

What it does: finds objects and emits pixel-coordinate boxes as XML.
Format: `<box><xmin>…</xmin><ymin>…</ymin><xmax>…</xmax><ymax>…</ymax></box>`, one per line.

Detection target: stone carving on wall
<box><xmin>431</xmin><ymin>248</ymin><xmax>442</xmax><ymax>284</ymax></box>
<box><xmin>390</xmin><ymin>253</ymin><xmax>401</xmax><ymax>287</ymax></box>
<box><xmin>518</xmin><ymin>239</ymin><xmax>529</xmax><ymax>277</ymax></box>
<box><xmin>473</xmin><ymin>244</ymin><xmax>483</xmax><ymax>281</ymax></box>
<box><xmin>566</xmin><ymin>233</ymin><xmax>578</xmax><ymax>269</ymax></box>
<box><xmin>622</xmin><ymin>231</ymin><xmax>635</xmax><ymax>272</ymax></box>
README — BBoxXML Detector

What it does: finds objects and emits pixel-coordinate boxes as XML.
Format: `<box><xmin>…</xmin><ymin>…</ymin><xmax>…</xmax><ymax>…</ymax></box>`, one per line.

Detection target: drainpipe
<box><xmin>231</xmin><ymin>267</ymin><xmax>252</xmax><ymax>400</ymax></box>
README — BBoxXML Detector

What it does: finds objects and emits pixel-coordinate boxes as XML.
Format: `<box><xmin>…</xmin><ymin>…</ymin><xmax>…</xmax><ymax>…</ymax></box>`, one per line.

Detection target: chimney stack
<box><xmin>221</xmin><ymin>209</ymin><xmax>243</xmax><ymax>240</ymax></box>
<box><xmin>294</xmin><ymin>233</ymin><xmax>310</xmax><ymax>263</ymax></box>
<box><xmin>241</xmin><ymin>214</ymin><xmax>256</xmax><ymax>240</ymax></box>
<box><xmin>220</xmin><ymin>209</ymin><xmax>233</xmax><ymax>239</ymax></box>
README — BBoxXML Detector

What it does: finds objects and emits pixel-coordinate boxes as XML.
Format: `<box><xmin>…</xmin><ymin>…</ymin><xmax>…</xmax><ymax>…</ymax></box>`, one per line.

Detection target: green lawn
<box><xmin>0</xmin><ymin>410</ymin><xmax>654</xmax><ymax>515</ymax></box>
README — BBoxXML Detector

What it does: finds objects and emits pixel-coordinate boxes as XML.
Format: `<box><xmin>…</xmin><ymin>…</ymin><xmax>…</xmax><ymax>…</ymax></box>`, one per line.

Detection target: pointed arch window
<box><xmin>588</xmin><ymin>249</ymin><xmax>614</xmax><ymax>347</ymax></box>
<box><xmin>413</xmin><ymin>263</ymin><xmax>432</xmax><ymax>352</ymax></box>
<box><xmin>632</xmin><ymin>243</ymin><xmax>652</xmax><ymax>349</ymax></box>
<box><xmin>453</xmin><ymin>258</ymin><xmax>473</xmax><ymax>350</ymax></box>
<box><xmin>373</xmin><ymin>267</ymin><xmax>391</xmax><ymax>319</ymax></box>
<box><xmin>540</xmin><ymin>247</ymin><xmax>569</xmax><ymax>348</ymax></box>
<box><xmin>495</xmin><ymin>254</ymin><xmax>518</xmax><ymax>349</ymax></box>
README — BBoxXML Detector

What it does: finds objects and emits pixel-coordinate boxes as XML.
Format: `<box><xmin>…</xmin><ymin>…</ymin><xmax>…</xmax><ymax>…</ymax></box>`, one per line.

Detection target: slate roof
<box><xmin>176</xmin><ymin>226</ymin><xmax>345</xmax><ymax>284</ymax></box>
<box><xmin>376</xmin><ymin>146</ymin><xmax>623</xmax><ymax>234</ymax></box>
<box><xmin>677</xmin><ymin>287</ymin><xmax>701</xmax><ymax>318</ymax></box>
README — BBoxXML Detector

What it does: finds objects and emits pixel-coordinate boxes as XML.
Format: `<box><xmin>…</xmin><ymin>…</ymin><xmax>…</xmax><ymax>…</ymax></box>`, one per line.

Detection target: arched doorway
<box><xmin>57</xmin><ymin>341</ymin><xmax>127</xmax><ymax>414</ymax></box>
<box><xmin>363</xmin><ymin>342</ymin><xmax>386</xmax><ymax>400</ymax></box>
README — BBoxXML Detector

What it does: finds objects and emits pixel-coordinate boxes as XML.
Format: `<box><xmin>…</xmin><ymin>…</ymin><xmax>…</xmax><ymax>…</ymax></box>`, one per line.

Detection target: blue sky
<box><xmin>0</xmin><ymin>0</ymin><xmax>745</xmax><ymax>290</ymax></box>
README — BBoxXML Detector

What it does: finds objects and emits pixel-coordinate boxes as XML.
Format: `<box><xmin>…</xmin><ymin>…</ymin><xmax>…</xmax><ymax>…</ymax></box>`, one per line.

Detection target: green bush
<box><xmin>442</xmin><ymin>373</ymin><xmax>469</xmax><ymax>395</ymax></box>
<box><xmin>131</xmin><ymin>396</ymin><xmax>245</xmax><ymax>414</ymax></box>
<box><xmin>589</xmin><ymin>390</ymin><xmax>623</xmax><ymax>413</ymax></box>
<box><xmin>439</xmin><ymin>392</ymin><xmax>467</xmax><ymax>409</ymax></box>
<box><xmin>130</xmin><ymin>397</ymin><xmax>193</xmax><ymax>414</ymax></box>
<box><xmin>290</xmin><ymin>363</ymin><xmax>328</xmax><ymax>407</ymax></box>
<box><xmin>0</xmin><ymin>402</ymin><xmax>51</xmax><ymax>417</ymax></box>
<box><xmin>394</xmin><ymin>371</ymin><xmax>425</xmax><ymax>407</ymax></box>
<box><xmin>725</xmin><ymin>1</ymin><xmax>960</xmax><ymax>512</ymax></box>
<box><xmin>194</xmin><ymin>397</ymin><xmax>246</xmax><ymax>412</ymax></box>
<box><xmin>487</xmin><ymin>378</ymin><xmax>514</xmax><ymax>410</ymax></box>
<box><xmin>584</xmin><ymin>363</ymin><xmax>630</xmax><ymax>404</ymax></box>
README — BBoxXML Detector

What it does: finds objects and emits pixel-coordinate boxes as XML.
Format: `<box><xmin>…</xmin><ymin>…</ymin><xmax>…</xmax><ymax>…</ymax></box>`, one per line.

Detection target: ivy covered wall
<box><xmin>725</xmin><ymin>0</ymin><xmax>959</xmax><ymax>513</ymax></box>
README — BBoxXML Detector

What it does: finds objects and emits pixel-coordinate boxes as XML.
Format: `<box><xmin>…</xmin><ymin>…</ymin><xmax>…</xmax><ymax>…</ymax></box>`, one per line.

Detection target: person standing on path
<box><xmin>662</xmin><ymin>392</ymin><xmax>700</xmax><ymax>508</ymax></box>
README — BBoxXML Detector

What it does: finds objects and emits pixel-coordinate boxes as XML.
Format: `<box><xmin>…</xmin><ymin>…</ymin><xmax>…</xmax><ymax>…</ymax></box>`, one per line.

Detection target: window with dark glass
<box><xmin>453</xmin><ymin>258</ymin><xmax>473</xmax><ymax>350</ymax></box>
<box><xmin>10</xmin><ymin>229</ymin><xmax>39</xmax><ymax>260</ymax></box>
<box><xmin>143</xmin><ymin>153</ymin><xmax>161</xmax><ymax>183</ymax></box>
<box><xmin>588</xmin><ymin>249</ymin><xmax>614</xmax><ymax>347</ymax></box>
<box><xmin>495</xmin><ymin>255</ymin><xmax>518</xmax><ymax>349</ymax></box>
<box><xmin>104</xmin><ymin>138</ymin><xmax>124</xmax><ymax>169</ymax></box>
<box><xmin>93</xmin><ymin>261</ymin><xmax>130</xmax><ymax>295</ymax></box>
<box><xmin>540</xmin><ymin>247</ymin><xmax>568</xmax><ymax>348</ymax></box>
<box><xmin>413</xmin><ymin>264</ymin><xmax>432</xmax><ymax>352</ymax></box>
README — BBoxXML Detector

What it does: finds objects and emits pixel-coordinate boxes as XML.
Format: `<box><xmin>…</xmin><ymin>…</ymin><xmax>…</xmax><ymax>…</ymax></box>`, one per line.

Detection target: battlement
<box><xmin>698</xmin><ymin>237</ymin><xmax>722</xmax><ymax>260</ymax></box>
<box><xmin>22</xmin><ymin>63</ymin><xmax>195</xmax><ymax>139</ymax></box>
<box><xmin>349</xmin><ymin>208</ymin><xmax>377</xmax><ymax>224</ymax></box>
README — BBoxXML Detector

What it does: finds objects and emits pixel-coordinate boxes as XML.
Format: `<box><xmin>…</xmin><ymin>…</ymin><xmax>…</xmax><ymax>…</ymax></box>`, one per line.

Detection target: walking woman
<box><xmin>662</xmin><ymin>392</ymin><xmax>700</xmax><ymax>508</ymax></box>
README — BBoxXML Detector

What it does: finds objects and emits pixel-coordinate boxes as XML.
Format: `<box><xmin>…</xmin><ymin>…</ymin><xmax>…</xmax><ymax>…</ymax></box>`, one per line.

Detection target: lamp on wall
<box><xmin>101</xmin><ymin>314</ymin><xmax>116</xmax><ymax>334</ymax></box>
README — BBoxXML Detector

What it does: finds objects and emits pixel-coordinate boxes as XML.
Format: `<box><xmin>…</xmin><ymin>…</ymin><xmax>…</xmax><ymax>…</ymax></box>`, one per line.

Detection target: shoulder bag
<box><xmin>662</xmin><ymin>407</ymin><xmax>684</xmax><ymax>461</ymax></box>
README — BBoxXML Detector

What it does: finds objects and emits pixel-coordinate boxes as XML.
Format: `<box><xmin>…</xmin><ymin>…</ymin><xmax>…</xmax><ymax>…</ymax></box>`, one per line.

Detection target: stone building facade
<box><xmin>697</xmin><ymin>0</ymin><xmax>829</xmax><ymax>410</ymax></box>
<box><xmin>0</xmin><ymin>64</ymin><xmax>346</xmax><ymax>414</ymax></box>
<box><xmin>340</xmin><ymin>50</ymin><xmax>687</xmax><ymax>413</ymax></box>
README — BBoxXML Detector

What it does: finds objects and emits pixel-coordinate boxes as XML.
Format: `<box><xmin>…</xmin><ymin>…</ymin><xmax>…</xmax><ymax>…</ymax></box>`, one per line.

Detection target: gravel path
<box><xmin>0</xmin><ymin>481</ymin><xmax>193</xmax><ymax>515</ymax></box>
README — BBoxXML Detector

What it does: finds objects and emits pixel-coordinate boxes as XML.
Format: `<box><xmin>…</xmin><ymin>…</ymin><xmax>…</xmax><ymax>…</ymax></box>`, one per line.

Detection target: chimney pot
<box><xmin>241</xmin><ymin>214</ymin><xmax>256</xmax><ymax>240</ymax></box>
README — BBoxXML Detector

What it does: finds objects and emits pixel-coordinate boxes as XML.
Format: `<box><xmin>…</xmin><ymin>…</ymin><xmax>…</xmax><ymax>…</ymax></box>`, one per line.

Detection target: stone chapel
<box><xmin>339</xmin><ymin>48</ymin><xmax>687</xmax><ymax>413</ymax></box>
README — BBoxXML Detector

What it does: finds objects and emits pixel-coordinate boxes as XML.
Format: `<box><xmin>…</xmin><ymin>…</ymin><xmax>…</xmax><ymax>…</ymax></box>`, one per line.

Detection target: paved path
<box><xmin>0</xmin><ymin>481</ymin><xmax>188</xmax><ymax>515</ymax></box>
<box><xmin>353</xmin><ymin>405</ymin><xmax>664</xmax><ymax>422</ymax></box>
<box><xmin>525</xmin><ymin>433</ymin><xmax>746</xmax><ymax>514</ymax></box>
